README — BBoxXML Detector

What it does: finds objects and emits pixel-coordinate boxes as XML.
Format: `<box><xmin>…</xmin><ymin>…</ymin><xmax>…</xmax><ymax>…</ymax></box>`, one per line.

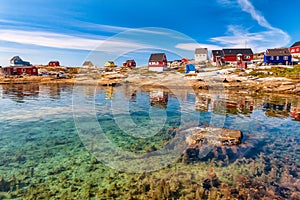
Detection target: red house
<box><xmin>148</xmin><ymin>53</ymin><xmax>167</xmax><ymax>72</ymax></box>
<box><xmin>211</xmin><ymin>50</ymin><xmax>225</xmax><ymax>66</ymax></box>
<box><xmin>48</xmin><ymin>61</ymin><xmax>60</xmax><ymax>66</ymax></box>
<box><xmin>122</xmin><ymin>59</ymin><xmax>136</xmax><ymax>68</ymax></box>
<box><xmin>3</xmin><ymin>66</ymin><xmax>38</xmax><ymax>76</ymax></box>
<box><xmin>290</xmin><ymin>41</ymin><xmax>300</xmax><ymax>57</ymax></box>
<box><xmin>222</xmin><ymin>48</ymin><xmax>253</xmax><ymax>62</ymax></box>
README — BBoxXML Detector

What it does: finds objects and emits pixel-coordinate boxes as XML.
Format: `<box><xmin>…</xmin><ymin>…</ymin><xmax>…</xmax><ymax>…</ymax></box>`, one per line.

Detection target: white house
<box><xmin>194</xmin><ymin>48</ymin><xmax>208</xmax><ymax>63</ymax></box>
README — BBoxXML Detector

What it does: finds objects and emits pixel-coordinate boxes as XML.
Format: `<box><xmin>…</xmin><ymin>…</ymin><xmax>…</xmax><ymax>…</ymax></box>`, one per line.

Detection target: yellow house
<box><xmin>104</xmin><ymin>61</ymin><xmax>115</xmax><ymax>67</ymax></box>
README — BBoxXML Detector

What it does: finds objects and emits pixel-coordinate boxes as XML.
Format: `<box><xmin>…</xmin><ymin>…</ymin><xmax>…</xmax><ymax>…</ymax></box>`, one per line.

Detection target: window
<box><xmin>22</xmin><ymin>68</ymin><xmax>26</xmax><ymax>72</ymax></box>
<box><xmin>270</xmin><ymin>56</ymin><xmax>274</xmax><ymax>60</ymax></box>
<box><xmin>276</xmin><ymin>56</ymin><xmax>279</xmax><ymax>60</ymax></box>
<box><xmin>244</xmin><ymin>55</ymin><xmax>250</xmax><ymax>59</ymax></box>
<box><xmin>284</xmin><ymin>56</ymin><xmax>288</xmax><ymax>60</ymax></box>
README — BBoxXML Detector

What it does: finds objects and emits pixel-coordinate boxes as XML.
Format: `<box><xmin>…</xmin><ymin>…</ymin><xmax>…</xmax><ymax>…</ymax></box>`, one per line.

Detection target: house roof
<box><xmin>222</xmin><ymin>48</ymin><xmax>253</xmax><ymax>55</ymax></box>
<box><xmin>10</xmin><ymin>56</ymin><xmax>31</xmax><ymax>66</ymax></box>
<box><xmin>195</xmin><ymin>48</ymin><xmax>208</xmax><ymax>54</ymax></box>
<box><xmin>10</xmin><ymin>56</ymin><xmax>22</xmax><ymax>62</ymax></box>
<box><xmin>82</xmin><ymin>61</ymin><xmax>94</xmax><ymax>66</ymax></box>
<box><xmin>211</xmin><ymin>50</ymin><xmax>224</xmax><ymax>57</ymax></box>
<box><xmin>291</xmin><ymin>41</ymin><xmax>300</xmax><ymax>47</ymax></box>
<box><xmin>149</xmin><ymin>53</ymin><xmax>166</xmax><ymax>61</ymax></box>
<box><xmin>265</xmin><ymin>48</ymin><xmax>291</xmax><ymax>56</ymax></box>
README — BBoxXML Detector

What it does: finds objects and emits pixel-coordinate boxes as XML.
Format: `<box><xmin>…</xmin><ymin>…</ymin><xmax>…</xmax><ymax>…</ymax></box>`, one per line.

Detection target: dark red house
<box><xmin>290</xmin><ymin>41</ymin><xmax>300</xmax><ymax>57</ymax></box>
<box><xmin>222</xmin><ymin>48</ymin><xmax>253</xmax><ymax>62</ymax></box>
<box><xmin>211</xmin><ymin>50</ymin><xmax>225</xmax><ymax>63</ymax></box>
<box><xmin>148</xmin><ymin>53</ymin><xmax>167</xmax><ymax>72</ymax></box>
<box><xmin>48</xmin><ymin>61</ymin><xmax>60</xmax><ymax>66</ymax></box>
<box><xmin>3</xmin><ymin>66</ymin><xmax>38</xmax><ymax>76</ymax></box>
<box><xmin>122</xmin><ymin>59</ymin><xmax>136</xmax><ymax>68</ymax></box>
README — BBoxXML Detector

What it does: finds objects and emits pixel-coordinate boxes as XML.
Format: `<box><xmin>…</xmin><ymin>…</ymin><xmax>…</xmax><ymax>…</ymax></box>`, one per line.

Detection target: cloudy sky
<box><xmin>0</xmin><ymin>0</ymin><xmax>298</xmax><ymax>66</ymax></box>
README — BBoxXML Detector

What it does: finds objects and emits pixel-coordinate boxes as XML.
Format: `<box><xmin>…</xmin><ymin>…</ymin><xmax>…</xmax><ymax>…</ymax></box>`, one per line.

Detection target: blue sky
<box><xmin>0</xmin><ymin>0</ymin><xmax>299</xmax><ymax>66</ymax></box>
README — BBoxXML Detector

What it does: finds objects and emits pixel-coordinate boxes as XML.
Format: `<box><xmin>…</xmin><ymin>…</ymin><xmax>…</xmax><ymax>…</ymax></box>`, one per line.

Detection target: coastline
<box><xmin>1</xmin><ymin>67</ymin><xmax>300</xmax><ymax>95</ymax></box>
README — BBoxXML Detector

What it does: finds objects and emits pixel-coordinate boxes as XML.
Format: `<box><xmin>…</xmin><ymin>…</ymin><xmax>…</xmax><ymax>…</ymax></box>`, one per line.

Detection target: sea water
<box><xmin>0</xmin><ymin>83</ymin><xmax>299</xmax><ymax>199</ymax></box>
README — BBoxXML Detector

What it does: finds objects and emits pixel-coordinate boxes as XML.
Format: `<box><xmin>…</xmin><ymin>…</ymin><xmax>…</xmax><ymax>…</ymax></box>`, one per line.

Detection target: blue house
<box><xmin>264</xmin><ymin>48</ymin><xmax>291</xmax><ymax>64</ymax></box>
<box><xmin>185</xmin><ymin>64</ymin><xmax>195</xmax><ymax>73</ymax></box>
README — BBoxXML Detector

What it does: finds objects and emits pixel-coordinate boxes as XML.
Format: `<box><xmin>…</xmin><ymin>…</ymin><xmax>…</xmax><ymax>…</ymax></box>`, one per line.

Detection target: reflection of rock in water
<box><xmin>150</xmin><ymin>89</ymin><xmax>168</xmax><ymax>109</ymax></box>
<box><xmin>182</xmin><ymin>127</ymin><xmax>258</xmax><ymax>164</ymax></box>
<box><xmin>2</xmin><ymin>84</ymin><xmax>39</xmax><ymax>102</ymax></box>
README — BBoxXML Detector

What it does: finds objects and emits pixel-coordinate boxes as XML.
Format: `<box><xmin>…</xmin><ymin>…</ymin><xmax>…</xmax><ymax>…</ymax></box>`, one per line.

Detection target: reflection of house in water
<box><xmin>49</xmin><ymin>84</ymin><xmax>62</xmax><ymax>100</ymax></box>
<box><xmin>130</xmin><ymin>90</ymin><xmax>137</xmax><ymax>102</ymax></box>
<box><xmin>263</xmin><ymin>100</ymin><xmax>291</xmax><ymax>118</ymax></box>
<box><xmin>195</xmin><ymin>94</ymin><xmax>210</xmax><ymax>112</ymax></box>
<box><xmin>290</xmin><ymin>102</ymin><xmax>300</xmax><ymax>121</ymax></box>
<box><xmin>2</xmin><ymin>84</ymin><xmax>39</xmax><ymax>102</ymax></box>
<box><xmin>211</xmin><ymin>96</ymin><xmax>253</xmax><ymax>115</ymax></box>
<box><xmin>105</xmin><ymin>86</ymin><xmax>115</xmax><ymax>100</ymax></box>
<box><xmin>84</xmin><ymin>86</ymin><xmax>95</xmax><ymax>101</ymax></box>
<box><xmin>123</xmin><ymin>84</ymin><xmax>137</xmax><ymax>102</ymax></box>
<box><xmin>150</xmin><ymin>89</ymin><xmax>168</xmax><ymax>109</ymax></box>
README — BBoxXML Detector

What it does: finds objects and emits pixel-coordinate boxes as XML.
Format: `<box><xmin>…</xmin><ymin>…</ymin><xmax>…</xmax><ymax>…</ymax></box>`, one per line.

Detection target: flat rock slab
<box><xmin>185</xmin><ymin>127</ymin><xmax>243</xmax><ymax>146</ymax></box>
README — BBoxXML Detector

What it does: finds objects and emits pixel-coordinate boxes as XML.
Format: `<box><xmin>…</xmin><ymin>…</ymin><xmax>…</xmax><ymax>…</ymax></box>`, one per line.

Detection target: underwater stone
<box><xmin>0</xmin><ymin>177</ymin><xmax>10</xmax><ymax>192</ymax></box>
<box><xmin>186</xmin><ymin>127</ymin><xmax>243</xmax><ymax>146</ymax></box>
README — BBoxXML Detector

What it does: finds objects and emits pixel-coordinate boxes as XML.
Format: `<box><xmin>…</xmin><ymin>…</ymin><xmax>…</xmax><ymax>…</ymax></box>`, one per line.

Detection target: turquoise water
<box><xmin>0</xmin><ymin>83</ymin><xmax>299</xmax><ymax>199</ymax></box>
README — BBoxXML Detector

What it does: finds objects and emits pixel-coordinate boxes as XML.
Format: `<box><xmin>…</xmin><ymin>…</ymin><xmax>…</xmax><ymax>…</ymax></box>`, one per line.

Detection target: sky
<box><xmin>0</xmin><ymin>0</ymin><xmax>299</xmax><ymax>66</ymax></box>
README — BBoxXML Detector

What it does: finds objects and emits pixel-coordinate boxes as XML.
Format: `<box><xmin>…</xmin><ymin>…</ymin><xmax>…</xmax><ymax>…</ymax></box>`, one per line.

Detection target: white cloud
<box><xmin>0</xmin><ymin>106</ymin><xmax>73</xmax><ymax>122</ymax></box>
<box><xmin>0</xmin><ymin>29</ymin><xmax>150</xmax><ymax>52</ymax></box>
<box><xmin>211</xmin><ymin>0</ymin><xmax>291</xmax><ymax>52</ymax></box>
<box><xmin>237</xmin><ymin>0</ymin><xmax>271</xmax><ymax>29</ymax></box>
<box><xmin>175</xmin><ymin>43</ymin><xmax>222</xmax><ymax>51</ymax></box>
<box><xmin>217</xmin><ymin>0</ymin><xmax>237</xmax><ymax>7</ymax></box>
<box><xmin>67</xmin><ymin>20</ymin><xmax>171</xmax><ymax>36</ymax></box>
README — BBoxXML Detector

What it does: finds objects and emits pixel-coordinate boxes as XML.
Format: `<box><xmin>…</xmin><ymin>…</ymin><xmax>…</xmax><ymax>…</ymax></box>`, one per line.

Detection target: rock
<box><xmin>223</xmin><ymin>78</ymin><xmax>229</xmax><ymax>83</ymax></box>
<box><xmin>186</xmin><ymin>127</ymin><xmax>243</xmax><ymax>146</ymax></box>
<box><xmin>0</xmin><ymin>177</ymin><xmax>10</xmax><ymax>192</ymax></box>
<box><xmin>293</xmin><ymin>84</ymin><xmax>300</xmax><ymax>93</ymax></box>
<box><xmin>274</xmin><ymin>84</ymin><xmax>295</xmax><ymax>92</ymax></box>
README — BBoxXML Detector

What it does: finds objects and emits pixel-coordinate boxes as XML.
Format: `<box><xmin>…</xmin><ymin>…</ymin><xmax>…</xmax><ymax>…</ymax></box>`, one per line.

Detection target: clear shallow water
<box><xmin>0</xmin><ymin>83</ymin><xmax>299</xmax><ymax>199</ymax></box>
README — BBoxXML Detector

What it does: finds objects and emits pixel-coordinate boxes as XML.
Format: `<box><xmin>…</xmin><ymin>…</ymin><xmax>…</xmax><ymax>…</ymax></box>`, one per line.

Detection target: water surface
<box><xmin>0</xmin><ymin>83</ymin><xmax>299</xmax><ymax>199</ymax></box>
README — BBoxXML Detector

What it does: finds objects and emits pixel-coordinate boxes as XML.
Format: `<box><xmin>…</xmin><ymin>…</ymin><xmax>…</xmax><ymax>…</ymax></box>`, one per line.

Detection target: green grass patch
<box><xmin>249</xmin><ymin>65</ymin><xmax>300</xmax><ymax>79</ymax></box>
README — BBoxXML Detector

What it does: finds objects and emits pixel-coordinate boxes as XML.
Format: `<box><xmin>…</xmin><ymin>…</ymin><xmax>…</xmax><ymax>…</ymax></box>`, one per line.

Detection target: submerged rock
<box><xmin>0</xmin><ymin>177</ymin><xmax>10</xmax><ymax>192</ymax></box>
<box><xmin>186</xmin><ymin>127</ymin><xmax>243</xmax><ymax>146</ymax></box>
<box><xmin>183</xmin><ymin>127</ymin><xmax>244</xmax><ymax>163</ymax></box>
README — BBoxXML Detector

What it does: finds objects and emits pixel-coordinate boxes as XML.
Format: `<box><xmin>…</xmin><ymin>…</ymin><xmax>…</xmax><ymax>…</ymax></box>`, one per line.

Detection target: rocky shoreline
<box><xmin>1</xmin><ymin>67</ymin><xmax>300</xmax><ymax>95</ymax></box>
